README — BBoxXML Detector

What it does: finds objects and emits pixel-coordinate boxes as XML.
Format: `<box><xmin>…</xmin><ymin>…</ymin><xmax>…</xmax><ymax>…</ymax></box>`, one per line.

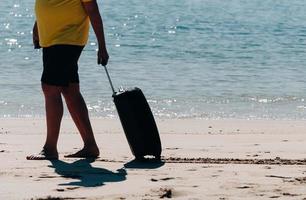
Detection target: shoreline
<box><xmin>1</xmin><ymin>118</ymin><xmax>306</xmax><ymax>199</ymax></box>
<box><xmin>1</xmin><ymin>117</ymin><xmax>306</xmax><ymax>135</ymax></box>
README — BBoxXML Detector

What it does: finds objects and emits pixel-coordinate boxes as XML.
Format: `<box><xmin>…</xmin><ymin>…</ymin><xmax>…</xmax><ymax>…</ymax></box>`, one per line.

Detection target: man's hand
<box><xmin>98</xmin><ymin>47</ymin><xmax>109</xmax><ymax>66</ymax></box>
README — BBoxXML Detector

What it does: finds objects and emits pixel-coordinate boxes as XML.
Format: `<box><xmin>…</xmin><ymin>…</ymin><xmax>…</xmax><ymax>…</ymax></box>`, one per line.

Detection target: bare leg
<box><xmin>27</xmin><ymin>84</ymin><xmax>62</xmax><ymax>160</ymax></box>
<box><xmin>62</xmin><ymin>83</ymin><xmax>99</xmax><ymax>158</ymax></box>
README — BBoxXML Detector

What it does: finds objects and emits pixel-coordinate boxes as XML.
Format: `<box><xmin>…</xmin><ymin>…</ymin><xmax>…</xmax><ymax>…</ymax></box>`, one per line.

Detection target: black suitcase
<box><xmin>103</xmin><ymin>66</ymin><xmax>162</xmax><ymax>160</ymax></box>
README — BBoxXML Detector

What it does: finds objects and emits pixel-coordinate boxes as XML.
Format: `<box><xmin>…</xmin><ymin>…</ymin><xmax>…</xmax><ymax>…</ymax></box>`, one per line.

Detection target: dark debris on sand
<box><xmin>159</xmin><ymin>188</ymin><xmax>172</xmax><ymax>198</ymax></box>
<box><xmin>31</xmin><ymin>196</ymin><xmax>86</xmax><ymax>200</ymax></box>
<box><xmin>295</xmin><ymin>177</ymin><xmax>306</xmax><ymax>184</ymax></box>
<box><xmin>0</xmin><ymin>128</ymin><xmax>9</xmax><ymax>134</ymax></box>
<box><xmin>162</xmin><ymin>157</ymin><xmax>306</xmax><ymax>165</ymax></box>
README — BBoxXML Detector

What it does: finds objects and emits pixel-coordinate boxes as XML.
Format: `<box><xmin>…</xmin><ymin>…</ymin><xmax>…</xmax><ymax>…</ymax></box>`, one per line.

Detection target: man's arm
<box><xmin>82</xmin><ymin>0</ymin><xmax>109</xmax><ymax>66</ymax></box>
<box><xmin>33</xmin><ymin>21</ymin><xmax>41</xmax><ymax>49</ymax></box>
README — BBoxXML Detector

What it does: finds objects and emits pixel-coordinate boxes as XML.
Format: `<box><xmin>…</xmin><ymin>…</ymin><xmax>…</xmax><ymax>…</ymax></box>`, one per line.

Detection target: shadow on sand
<box><xmin>49</xmin><ymin>158</ymin><xmax>127</xmax><ymax>187</ymax></box>
<box><xmin>124</xmin><ymin>158</ymin><xmax>165</xmax><ymax>169</ymax></box>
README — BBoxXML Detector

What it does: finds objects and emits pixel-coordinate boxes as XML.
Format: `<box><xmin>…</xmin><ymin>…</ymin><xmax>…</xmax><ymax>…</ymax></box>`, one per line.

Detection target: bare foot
<box><xmin>26</xmin><ymin>149</ymin><xmax>58</xmax><ymax>160</ymax></box>
<box><xmin>64</xmin><ymin>146</ymin><xmax>99</xmax><ymax>158</ymax></box>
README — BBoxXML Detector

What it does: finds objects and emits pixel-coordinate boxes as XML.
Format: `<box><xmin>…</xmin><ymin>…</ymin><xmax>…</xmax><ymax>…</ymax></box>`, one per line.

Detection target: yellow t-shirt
<box><xmin>35</xmin><ymin>0</ymin><xmax>92</xmax><ymax>47</ymax></box>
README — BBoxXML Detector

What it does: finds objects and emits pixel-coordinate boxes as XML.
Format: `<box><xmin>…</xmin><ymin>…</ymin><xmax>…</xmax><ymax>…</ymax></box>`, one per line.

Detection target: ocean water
<box><xmin>1</xmin><ymin>0</ymin><xmax>306</xmax><ymax>119</ymax></box>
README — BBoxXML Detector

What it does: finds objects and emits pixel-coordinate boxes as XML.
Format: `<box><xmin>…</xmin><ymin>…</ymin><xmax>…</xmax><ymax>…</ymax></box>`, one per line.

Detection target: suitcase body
<box><xmin>113</xmin><ymin>87</ymin><xmax>162</xmax><ymax>160</ymax></box>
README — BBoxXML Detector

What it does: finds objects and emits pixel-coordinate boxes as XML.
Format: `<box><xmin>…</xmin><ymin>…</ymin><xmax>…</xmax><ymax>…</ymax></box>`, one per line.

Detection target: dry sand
<box><xmin>1</xmin><ymin>118</ymin><xmax>306</xmax><ymax>199</ymax></box>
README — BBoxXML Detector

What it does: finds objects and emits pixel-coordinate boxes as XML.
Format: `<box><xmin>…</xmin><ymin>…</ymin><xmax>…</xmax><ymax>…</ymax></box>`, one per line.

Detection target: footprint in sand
<box><xmin>151</xmin><ymin>177</ymin><xmax>175</xmax><ymax>182</ymax></box>
<box><xmin>236</xmin><ymin>186</ymin><xmax>252</xmax><ymax>189</ymax></box>
<box><xmin>165</xmin><ymin>147</ymin><xmax>180</xmax><ymax>150</ymax></box>
<box><xmin>66</xmin><ymin>187</ymin><xmax>80</xmax><ymax>191</ymax></box>
<box><xmin>54</xmin><ymin>187</ymin><xmax>80</xmax><ymax>192</ymax></box>
<box><xmin>32</xmin><ymin>196</ymin><xmax>85</xmax><ymax>200</ymax></box>
<box><xmin>160</xmin><ymin>177</ymin><xmax>175</xmax><ymax>181</ymax></box>
<box><xmin>186</xmin><ymin>168</ymin><xmax>197</xmax><ymax>171</ymax></box>
<box><xmin>282</xmin><ymin>193</ymin><xmax>300</xmax><ymax>197</ymax></box>
<box><xmin>39</xmin><ymin>175</ymin><xmax>58</xmax><ymax>179</ymax></box>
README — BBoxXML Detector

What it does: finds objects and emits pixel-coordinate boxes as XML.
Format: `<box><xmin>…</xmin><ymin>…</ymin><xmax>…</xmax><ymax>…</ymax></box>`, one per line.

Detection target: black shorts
<box><xmin>41</xmin><ymin>45</ymin><xmax>84</xmax><ymax>86</ymax></box>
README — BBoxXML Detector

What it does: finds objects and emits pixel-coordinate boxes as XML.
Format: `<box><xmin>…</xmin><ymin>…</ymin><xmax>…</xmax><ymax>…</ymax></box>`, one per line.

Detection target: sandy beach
<box><xmin>1</xmin><ymin>118</ymin><xmax>306</xmax><ymax>199</ymax></box>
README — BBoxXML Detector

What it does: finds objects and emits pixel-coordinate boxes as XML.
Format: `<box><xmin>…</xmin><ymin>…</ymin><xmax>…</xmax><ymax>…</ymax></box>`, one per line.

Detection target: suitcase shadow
<box><xmin>124</xmin><ymin>158</ymin><xmax>165</xmax><ymax>169</ymax></box>
<box><xmin>48</xmin><ymin>158</ymin><xmax>127</xmax><ymax>187</ymax></box>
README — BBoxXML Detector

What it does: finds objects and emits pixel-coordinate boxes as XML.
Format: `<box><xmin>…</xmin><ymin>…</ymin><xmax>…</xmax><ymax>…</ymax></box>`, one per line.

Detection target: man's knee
<box><xmin>61</xmin><ymin>83</ymin><xmax>80</xmax><ymax>98</ymax></box>
<box><xmin>42</xmin><ymin>84</ymin><xmax>62</xmax><ymax>97</ymax></box>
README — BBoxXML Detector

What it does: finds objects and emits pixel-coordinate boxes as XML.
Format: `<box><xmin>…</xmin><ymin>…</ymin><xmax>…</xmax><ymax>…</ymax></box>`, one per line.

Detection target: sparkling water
<box><xmin>1</xmin><ymin>0</ymin><xmax>306</xmax><ymax>119</ymax></box>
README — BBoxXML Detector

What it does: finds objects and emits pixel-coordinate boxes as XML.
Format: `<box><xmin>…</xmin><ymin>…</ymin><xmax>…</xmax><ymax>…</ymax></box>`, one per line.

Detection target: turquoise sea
<box><xmin>1</xmin><ymin>0</ymin><xmax>306</xmax><ymax>119</ymax></box>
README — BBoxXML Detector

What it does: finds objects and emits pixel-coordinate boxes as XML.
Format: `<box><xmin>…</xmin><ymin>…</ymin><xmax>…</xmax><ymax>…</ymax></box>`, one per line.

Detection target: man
<box><xmin>27</xmin><ymin>0</ymin><xmax>108</xmax><ymax>160</ymax></box>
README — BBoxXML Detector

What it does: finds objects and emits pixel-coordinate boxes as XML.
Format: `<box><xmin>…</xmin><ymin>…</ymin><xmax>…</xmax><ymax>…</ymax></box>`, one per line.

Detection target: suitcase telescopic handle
<box><xmin>102</xmin><ymin>65</ymin><xmax>116</xmax><ymax>95</ymax></box>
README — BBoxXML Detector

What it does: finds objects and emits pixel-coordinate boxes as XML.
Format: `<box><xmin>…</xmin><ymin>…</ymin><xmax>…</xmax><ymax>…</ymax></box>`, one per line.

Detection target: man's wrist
<box><xmin>98</xmin><ymin>44</ymin><xmax>107</xmax><ymax>50</ymax></box>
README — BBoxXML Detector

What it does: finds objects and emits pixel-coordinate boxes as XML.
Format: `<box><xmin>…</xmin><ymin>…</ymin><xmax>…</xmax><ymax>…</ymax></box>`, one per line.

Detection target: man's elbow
<box><xmin>83</xmin><ymin>1</ymin><xmax>99</xmax><ymax>15</ymax></box>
